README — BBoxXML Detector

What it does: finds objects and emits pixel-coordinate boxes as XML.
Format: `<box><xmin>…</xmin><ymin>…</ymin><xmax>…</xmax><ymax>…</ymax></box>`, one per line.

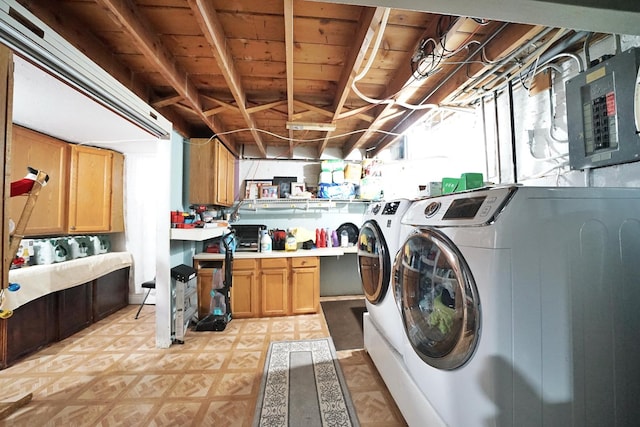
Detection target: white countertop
<box><xmin>194</xmin><ymin>245</ymin><xmax>357</xmax><ymax>260</ymax></box>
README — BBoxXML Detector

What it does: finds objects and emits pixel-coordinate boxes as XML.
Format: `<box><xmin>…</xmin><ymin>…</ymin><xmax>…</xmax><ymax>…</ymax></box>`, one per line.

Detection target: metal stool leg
<box><xmin>134</xmin><ymin>287</ymin><xmax>152</xmax><ymax>319</ymax></box>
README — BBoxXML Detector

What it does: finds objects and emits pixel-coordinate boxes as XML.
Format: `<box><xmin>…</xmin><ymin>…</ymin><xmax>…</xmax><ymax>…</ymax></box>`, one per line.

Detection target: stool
<box><xmin>134</xmin><ymin>279</ymin><xmax>156</xmax><ymax>319</ymax></box>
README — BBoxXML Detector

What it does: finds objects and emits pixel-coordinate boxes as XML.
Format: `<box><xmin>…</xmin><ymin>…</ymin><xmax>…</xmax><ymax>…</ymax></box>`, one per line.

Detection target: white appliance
<box><xmin>358</xmin><ymin>199</ymin><xmax>413</xmax><ymax>355</ymax></box>
<box><xmin>393</xmin><ymin>185</ymin><xmax>640</xmax><ymax>427</ymax></box>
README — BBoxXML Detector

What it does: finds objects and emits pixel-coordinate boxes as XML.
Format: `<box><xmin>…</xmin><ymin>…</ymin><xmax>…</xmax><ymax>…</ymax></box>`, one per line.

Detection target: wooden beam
<box><xmin>293</xmin><ymin>100</ymin><xmax>334</xmax><ymax>118</ymax></box>
<box><xmin>151</xmin><ymin>95</ymin><xmax>183</xmax><ymax>109</ymax></box>
<box><xmin>96</xmin><ymin>0</ymin><xmax>234</xmax><ymax>147</ymax></box>
<box><xmin>284</xmin><ymin>0</ymin><xmax>295</xmax><ymax>158</ymax></box>
<box><xmin>246</xmin><ymin>100</ymin><xmax>288</xmax><ymax>114</ymax></box>
<box><xmin>189</xmin><ymin>0</ymin><xmax>268</xmax><ymax>158</ymax></box>
<box><xmin>318</xmin><ymin>7</ymin><xmax>388</xmax><ymax>157</ymax></box>
<box><xmin>203</xmin><ymin>106</ymin><xmax>227</xmax><ymax>117</ymax></box>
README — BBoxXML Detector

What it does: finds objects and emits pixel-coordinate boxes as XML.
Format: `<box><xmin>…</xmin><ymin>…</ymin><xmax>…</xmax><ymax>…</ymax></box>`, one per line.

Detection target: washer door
<box><xmin>357</xmin><ymin>220</ymin><xmax>390</xmax><ymax>304</ymax></box>
<box><xmin>395</xmin><ymin>228</ymin><xmax>480</xmax><ymax>370</ymax></box>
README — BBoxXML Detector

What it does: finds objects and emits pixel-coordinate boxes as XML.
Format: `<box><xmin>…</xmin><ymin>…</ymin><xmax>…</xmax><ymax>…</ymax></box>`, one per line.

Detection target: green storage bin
<box><xmin>441</xmin><ymin>177</ymin><xmax>459</xmax><ymax>194</ymax></box>
<box><xmin>458</xmin><ymin>173</ymin><xmax>484</xmax><ymax>191</ymax></box>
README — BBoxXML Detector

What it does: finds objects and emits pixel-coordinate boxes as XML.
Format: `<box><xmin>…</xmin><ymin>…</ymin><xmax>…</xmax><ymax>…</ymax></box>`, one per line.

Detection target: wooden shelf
<box><xmin>238</xmin><ymin>198</ymin><xmax>369</xmax><ymax>211</ymax></box>
<box><xmin>170</xmin><ymin>227</ymin><xmax>227</xmax><ymax>241</ymax></box>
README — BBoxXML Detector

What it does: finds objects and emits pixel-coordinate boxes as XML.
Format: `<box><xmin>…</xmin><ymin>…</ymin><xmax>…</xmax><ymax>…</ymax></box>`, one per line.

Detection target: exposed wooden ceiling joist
<box><xmin>188</xmin><ymin>0</ymin><xmax>267</xmax><ymax>157</ymax></box>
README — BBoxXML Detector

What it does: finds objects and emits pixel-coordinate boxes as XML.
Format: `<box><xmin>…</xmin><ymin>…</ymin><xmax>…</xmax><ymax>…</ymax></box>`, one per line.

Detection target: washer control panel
<box><xmin>404</xmin><ymin>186</ymin><xmax>517</xmax><ymax>226</ymax></box>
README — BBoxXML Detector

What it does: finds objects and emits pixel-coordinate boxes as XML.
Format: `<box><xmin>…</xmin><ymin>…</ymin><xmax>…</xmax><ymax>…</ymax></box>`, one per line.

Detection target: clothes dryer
<box><xmin>358</xmin><ymin>199</ymin><xmax>412</xmax><ymax>354</ymax></box>
<box><xmin>394</xmin><ymin>185</ymin><xmax>640</xmax><ymax>427</ymax></box>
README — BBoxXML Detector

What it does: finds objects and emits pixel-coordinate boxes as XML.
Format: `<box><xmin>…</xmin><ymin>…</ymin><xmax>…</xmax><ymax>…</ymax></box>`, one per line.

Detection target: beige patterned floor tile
<box><xmin>202</xmin><ymin>334</ymin><xmax>236</xmax><ymax>350</ymax></box>
<box><xmin>122</xmin><ymin>374</ymin><xmax>181</xmax><ymax>399</ymax></box>
<box><xmin>71</xmin><ymin>353</ymin><xmax>124</xmax><ymax>373</ymax></box>
<box><xmin>148</xmin><ymin>401</ymin><xmax>203</xmax><ymax>426</ymax></box>
<box><xmin>168</xmin><ymin>373</ymin><xmax>217</xmax><ymax>398</ymax></box>
<box><xmin>240</xmin><ymin>320</ymin><xmax>269</xmax><ymax>334</ymax></box>
<box><xmin>0</xmin><ymin>305</ymin><xmax>407</xmax><ymax>426</ymax></box>
<box><xmin>340</xmin><ymin>363</ymin><xmax>381</xmax><ymax>388</ymax></box>
<box><xmin>34</xmin><ymin>374</ymin><xmax>95</xmax><ymax>400</ymax></box>
<box><xmin>46</xmin><ymin>404</ymin><xmax>108</xmax><ymax>426</ymax></box>
<box><xmin>153</xmin><ymin>352</ymin><xmax>192</xmax><ymax>371</ymax></box>
<box><xmin>184</xmin><ymin>351</ymin><xmax>228</xmax><ymax>371</ymax></box>
<box><xmin>211</xmin><ymin>372</ymin><xmax>258</xmax><ymax>396</ymax></box>
<box><xmin>204</xmin><ymin>399</ymin><xmax>254</xmax><ymax>427</ymax></box>
<box><xmin>95</xmin><ymin>402</ymin><xmax>155</xmax><ymax>426</ymax></box>
<box><xmin>226</xmin><ymin>351</ymin><xmax>262</xmax><ymax>370</ymax></box>
<box><xmin>76</xmin><ymin>374</ymin><xmax>138</xmax><ymax>400</ymax></box>
<box><xmin>351</xmin><ymin>390</ymin><xmax>405</xmax><ymax>425</ymax></box>
<box><xmin>234</xmin><ymin>335</ymin><xmax>266</xmax><ymax>350</ymax></box>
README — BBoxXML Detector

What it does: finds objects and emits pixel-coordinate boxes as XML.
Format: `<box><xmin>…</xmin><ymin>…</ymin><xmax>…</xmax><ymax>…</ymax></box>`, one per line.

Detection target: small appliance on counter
<box><xmin>231</xmin><ymin>224</ymin><xmax>267</xmax><ymax>252</ymax></box>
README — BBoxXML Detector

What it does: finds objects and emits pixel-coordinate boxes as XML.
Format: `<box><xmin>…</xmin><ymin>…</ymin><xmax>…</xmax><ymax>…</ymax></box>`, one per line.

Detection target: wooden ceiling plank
<box><xmin>189</xmin><ymin>0</ymin><xmax>268</xmax><ymax>157</ymax></box>
<box><xmin>285</xmin><ymin>0</ymin><xmax>295</xmax><ymax>158</ymax></box>
<box><xmin>96</xmin><ymin>0</ymin><xmax>235</xmax><ymax>150</ymax></box>
<box><xmin>319</xmin><ymin>7</ymin><xmax>388</xmax><ymax>157</ymax></box>
<box><xmin>203</xmin><ymin>106</ymin><xmax>227</xmax><ymax>117</ymax></box>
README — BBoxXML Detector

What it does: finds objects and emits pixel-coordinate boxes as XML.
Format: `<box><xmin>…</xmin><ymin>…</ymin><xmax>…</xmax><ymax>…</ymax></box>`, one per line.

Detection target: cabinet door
<box><xmin>225</xmin><ymin>148</ymin><xmax>236</xmax><ymax>205</ymax></box>
<box><xmin>110</xmin><ymin>151</ymin><xmax>125</xmax><ymax>232</ymax></box>
<box><xmin>9</xmin><ymin>126</ymin><xmax>69</xmax><ymax>235</ymax></box>
<box><xmin>189</xmin><ymin>138</ymin><xmax>214</xmax><ymax>204</ymax></box>
<box><xmin>214</xmin><ymin>141</ymin><xmax>228</xmax><ymax>206</ymax></box>
<box><xmin>58</xmin><ymin>282</ymin><xmax>93</xmax><ymax>340</ymax></box>
<box><xmin>231</xmin><ymin>262</ymin><xmax>258</xmax><ymax>318</ymax></box>
<box><xmin>290</xmin><ymin>257</ymin><xmax>320</xmax><ymax>314</ymax></box>
<box><xmin>68</xmin><ymin>145</ymin><xmax>113</xmax><ymax>233</ymax></box>
<box><xmin>260</xmin><ymin>258</ymin><xmax>289</xmax><ymax>316</ymax></box>
<box><xmin>93</xmin><ymin>267</ymin><xmax>129</xmax><ymax>321</ymax></box>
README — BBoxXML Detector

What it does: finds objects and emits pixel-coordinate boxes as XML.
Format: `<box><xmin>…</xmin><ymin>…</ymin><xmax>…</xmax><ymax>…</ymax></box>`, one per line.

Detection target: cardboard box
<box><xmin>441</xmin><ymin>177</ymin><xmax>459</xmax><ymax>194</ymax></box>
<box><xmin>458</xmin><ymin>173</ymin><xmax>484</xmax><ymax>191</ymax></box>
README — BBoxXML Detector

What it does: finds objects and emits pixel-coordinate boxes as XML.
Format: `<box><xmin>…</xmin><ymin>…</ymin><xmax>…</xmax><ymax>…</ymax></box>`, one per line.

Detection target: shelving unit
<box><xmin>237</xmin><ymin>198</ymin><xmax>370</xmax><ymax>211</ymax></box>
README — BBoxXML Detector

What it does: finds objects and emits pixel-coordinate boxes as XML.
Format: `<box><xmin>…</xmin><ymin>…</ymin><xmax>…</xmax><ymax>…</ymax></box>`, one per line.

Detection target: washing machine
<box><xmin>357</xmin><ymin>198</ymin><xmax>412</xmax><ymax>354</ymax></box>
<box><xmin>394</xmin><ymin>185</ymin><xmax>640</xmax><ymax>427</ymax></box>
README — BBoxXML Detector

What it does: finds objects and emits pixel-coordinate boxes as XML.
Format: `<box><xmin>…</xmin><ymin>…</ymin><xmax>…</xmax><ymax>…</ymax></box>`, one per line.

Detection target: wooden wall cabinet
<box><xmin>9</xmin><ymin>126</ymin><xmax>69</xmax><ymax>235</ymax></box>
<box><xmin>68</xmin><ymin>144</ymin><xmax>113</xmax><ymax>233</ymax></box>
<box><xmin>9</xmin><ymin>127</ymin><xmax>124</xmax><ymax>236</ymax></box>
<box><xmin>189</xmin><ymin>138</ymin><xmax>235</xmax><ymax>207</ymax></box>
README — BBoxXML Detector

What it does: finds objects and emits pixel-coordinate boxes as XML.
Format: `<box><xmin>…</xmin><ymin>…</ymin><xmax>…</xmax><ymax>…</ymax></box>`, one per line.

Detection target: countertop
<box><xmin>193</xmin><ymin>246</ymin><xmax>357</xmax><ymax>260</ymax></box>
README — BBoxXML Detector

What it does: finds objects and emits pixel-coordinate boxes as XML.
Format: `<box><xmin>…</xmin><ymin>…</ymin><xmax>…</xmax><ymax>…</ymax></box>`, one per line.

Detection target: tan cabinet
<box><xmin>9</xmin><ymin>126</ymin><xmax>69</xmax><ymax>235</ymax></box>
<box><xmin>189</xmin><ymin>138</ymin><xmax>235</xmax><ymax>206</ymax></box>
<box><xmin>195</xmin><ymin>260</ymin><xmax>223</xmax><ymax>319</ymax></box>
<box><xmin>260</xmin><ymin>258</ymin><xmax>289</xmax><ymax>317</ymax></box>
<box><xmin>110</xmin><ymin>151</ymin><xmax>125</xmax><ymax>232</ymax></box>
<box><xmin>68</xmin><ymin>145</ymin><xmax>113</xmax><ymax>233</ymax></box>
<box><xmin>290</xmin><ymin>257</ymin><xmax>320</xmax><ymax>314</ymax></box>
<box><xmin>231</xmin><ymin>259</ymin><xmax>258</xmax><ymax>318</ymax></box>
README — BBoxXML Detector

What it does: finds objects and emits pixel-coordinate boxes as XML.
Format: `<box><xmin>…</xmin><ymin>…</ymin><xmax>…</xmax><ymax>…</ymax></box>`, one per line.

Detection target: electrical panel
<box><xmin>566</xmin><ymin>47</ymin><xmax>640</xmax><ymax>170</ymax></box>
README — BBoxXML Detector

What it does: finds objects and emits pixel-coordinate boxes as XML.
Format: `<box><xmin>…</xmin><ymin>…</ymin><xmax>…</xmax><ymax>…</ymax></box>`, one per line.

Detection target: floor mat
<box><xmin>321</xmin><ymin>298</ymin><xmax>367</xmax><ymax>351</ymax></box>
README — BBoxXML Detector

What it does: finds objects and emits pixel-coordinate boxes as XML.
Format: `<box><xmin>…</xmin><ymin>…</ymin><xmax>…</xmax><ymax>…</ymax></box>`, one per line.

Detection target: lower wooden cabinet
<box><xmin>231</xmin><ymin>259</ymin><xmax>258</xmax><ymax>318</ymax></box>
<box><xmin>290</xmin><ymin>257</ymin><xmax>319</xmax><ymax>314</ymax></box>
<box><xmin>93</xmin><ymin>268</ymin><xmax>129</xmax><ymax>321</ymax></box>
<box><xmin>58</xmin><ymin>282</ymin><xmax>93</xmax><ymax>340</ymax></box>
<box><xmin>195</xmin><ymin>255</ymin><xmax>320</xmax><ymax>319</ymax></box>
<box><xmin>260</xmin><ymin>258</ymin><xmax>289</xmax><ymax>317</ymax></box>
<box><xmin>0</xmin><ymin>267</ymin><xmax>130</xmax><ymax>369</ymax></box>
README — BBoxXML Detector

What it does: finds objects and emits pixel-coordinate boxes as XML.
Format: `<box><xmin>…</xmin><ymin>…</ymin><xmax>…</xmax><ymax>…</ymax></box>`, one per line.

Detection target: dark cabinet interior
<box><xmin>0</xmin><ymin>267</ymin><xmax>130</xmax><ymax>368</ymax></box>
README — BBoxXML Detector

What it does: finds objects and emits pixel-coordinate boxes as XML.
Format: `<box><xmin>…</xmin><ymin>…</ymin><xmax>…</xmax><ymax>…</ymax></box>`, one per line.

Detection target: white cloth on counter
<box><xmin>6</xmin><ymin>252</ymin><xmax>133</xmax><ymax>311</ymax></box>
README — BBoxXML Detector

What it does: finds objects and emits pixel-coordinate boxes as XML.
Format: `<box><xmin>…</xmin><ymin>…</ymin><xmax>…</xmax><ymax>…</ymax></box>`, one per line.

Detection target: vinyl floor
<box><xmin>0</xmin><ymin>302</ymin><xmax>407</xmax><ymax>426</ymax></box>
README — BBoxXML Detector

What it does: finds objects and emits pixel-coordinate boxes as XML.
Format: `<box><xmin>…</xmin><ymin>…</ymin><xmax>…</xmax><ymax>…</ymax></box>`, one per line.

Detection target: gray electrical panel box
<box><xmin>566</xmin><ymin>47</ymin><xmax>640</xmax><ymax>170</ymax></box>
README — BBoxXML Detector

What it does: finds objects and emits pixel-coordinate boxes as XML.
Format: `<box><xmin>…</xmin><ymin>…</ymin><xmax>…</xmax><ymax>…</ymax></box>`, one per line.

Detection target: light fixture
<box><xmin>286</xmin><ymin>121</ymin><xmax>336</xmax><ymax>132</ymax></box>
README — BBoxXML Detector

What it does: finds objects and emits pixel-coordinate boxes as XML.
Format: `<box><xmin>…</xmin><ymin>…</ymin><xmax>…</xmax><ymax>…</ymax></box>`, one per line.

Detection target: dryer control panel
<box><xmin>402</xmin><ymin>186</ymin><xmax>516</xmax><ymax>227</ymax></box>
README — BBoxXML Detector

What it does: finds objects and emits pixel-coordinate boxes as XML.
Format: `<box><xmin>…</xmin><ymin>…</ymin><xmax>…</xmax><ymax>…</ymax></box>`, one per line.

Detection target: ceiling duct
<box><xmin>0</xmin><ymin>0</ymin><xmax>171</xmax><ymax>139</ymax></box>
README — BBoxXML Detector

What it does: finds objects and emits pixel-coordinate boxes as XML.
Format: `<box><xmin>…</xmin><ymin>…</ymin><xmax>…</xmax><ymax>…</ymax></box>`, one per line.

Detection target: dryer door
<box><xmin>395</xmin><ymin>228</ymin><xmax>480</xmax><ymax>370</ymax></box>
<box><xmin>357</xmin><ymin>220</ymin><xmax>390</xmax><ymax>304</ymax></box>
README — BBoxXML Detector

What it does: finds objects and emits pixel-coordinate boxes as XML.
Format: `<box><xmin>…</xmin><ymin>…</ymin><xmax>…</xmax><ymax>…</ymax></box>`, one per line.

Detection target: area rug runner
<box><xmin>321</xmin><ymin>299</ymin><xmax>366</xmax><ymax>351</ymax></box>
<box><xmin>253</xmin><ymin>338</ymin><xmax>360</xmax><ymax>427</ymax></box>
